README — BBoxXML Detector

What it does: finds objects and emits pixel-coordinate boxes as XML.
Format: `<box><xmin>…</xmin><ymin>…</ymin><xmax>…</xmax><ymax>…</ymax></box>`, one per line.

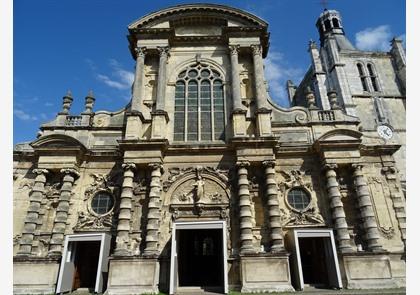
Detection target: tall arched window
<box><xmin>174</xmin><ymin>64</ymin><xmax>226</xmax><ymax>142</ymax></box>
<box><xmin>357</xmin><ymin>63</ymin><xmax>369</xmax><ymax>92</ymax></box>
<box><xmin>367</xmin><ymin>63</ymin><xmax>379</xmax><ymax>92</ymax></box>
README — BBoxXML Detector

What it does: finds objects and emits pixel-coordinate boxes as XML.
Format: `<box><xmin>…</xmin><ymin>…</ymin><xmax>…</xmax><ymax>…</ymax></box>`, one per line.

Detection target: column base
<box><xmin>13</xmin><ymin>256</ymin><xmax>60</xmax><ymax>295</ymax></box>
<box><xmin>107</xmin><ymin>257</ymin><xmax>160</xmax><ymax>295</ymax></box>
<box><xmin>240</xmin><ymin>253</ymin><xmax>294</xmax><ymax>293</ymax></box>
<box><xmin>341</xmin><ymin>251</ymin><xmax>405</xmax><ymax>289</ymax></box>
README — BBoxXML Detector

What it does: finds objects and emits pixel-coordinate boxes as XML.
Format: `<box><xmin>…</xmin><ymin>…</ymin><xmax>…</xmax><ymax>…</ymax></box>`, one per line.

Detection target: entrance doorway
<box><xmin>56</xmin><ymin>233</ymin><xmax>111</xmax><ymax>294</ymax></box>
<box><xmin>169</xmin><ymin>221</ymin><xmax>228</xmax><ymax>294</ymax></box>
<box><xmin>288</xmin><ymin>229</ymin><xmax>342</xmax><ymax>291</ymax></box>
<box><xmin>72</xmin><ymin>241</ymin><xmax>101</xmax><ymax>290</ymax></box>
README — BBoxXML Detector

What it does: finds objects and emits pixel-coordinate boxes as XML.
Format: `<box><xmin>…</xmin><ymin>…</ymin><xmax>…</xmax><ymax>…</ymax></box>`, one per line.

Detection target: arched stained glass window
<box><xmin>174</xmin><ymin>64</ymin><xmax>225</xmax><ymax>142</ymax></box>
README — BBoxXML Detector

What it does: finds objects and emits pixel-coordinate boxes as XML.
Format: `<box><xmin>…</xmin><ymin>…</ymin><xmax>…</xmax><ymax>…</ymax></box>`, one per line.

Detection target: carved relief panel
<box><xmin>143</xmin><ymin>59</ymin><xmax>159</xmax><ymax>112</ymax></box>
<box><xmin>73</xmin><ymin>173</ymin><xmax>120</xmax><ymax>232</ymax></box>
<box><xmin>165</xmin><ymin>166</ymin><xmax>230</xmax><ymax>219</ymax></box>
<box><xmin>277</xmin><ymin>169</ymin><xmax>325</xmax><ymax>227</ymax></box>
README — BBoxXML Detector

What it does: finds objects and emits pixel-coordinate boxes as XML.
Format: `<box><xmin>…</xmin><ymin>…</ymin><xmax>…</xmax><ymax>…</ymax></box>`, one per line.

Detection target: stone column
<box><xmin>262</xmin><ymin>160</ymin><xmax>285</xmax><ymax>253</ymax></box>
<box><xmin>155</xmin><ymin>46</ymin><xmax>169</xmax><ymax>111</ymax></box>
<box><xmin>324</xmin><ymin>164</ymin><xmax>353</xmax><ymax>252</ymax></box>
<box><xmin>250</xmin><ymin>44</ymin><xmax>267</xmax><ymax>110</ymax></box>
<box><xmin>237</xmin><ymin>161</ymin><xmax>254</xmax><ymax>254</ymax></box>
<box><xmin>17</xmin><ymin>169</ymin><xmax>49</xmax><ymax>255</ymax></box>
<box><xmin>115</xmin><ymin>163</ymin><xmax>136</xmax><ymax>256</ymax></box>
<box><xmin>229</xmin><ymin>45</ymin><xmax>242</xmax><ymax>112</ymax></box>
<box><xmin>151</xmin><ymin>46</ymin><xmax>170</xmax><ymax>139</ymax></box>
<box><xmin>230</xmin><ymin>44</ymin><xmax>247</xmax><ymax>137</ymax></box>
<box><xmin>352</xmin><ymin>164</ymin><xmax>383</xmax><ymax>252</ymax></box>
<box><xmin>251</xmin><ymin>44</ymin><xmax>272</xmax><ymax>137</ymax></box>
<box><xmin>143</xmin><ymin>163</ymin><xmax>163</xmax><ymax>256</ymax></box>
<box><xmin>132</xmin><ymin>47</ymin><xmax>146</xmax><ymax>111</ymax></box>
<box><xmin>48</xmin><ymin>168</ymin><xmax>79</xmax><ymax>255</ymax></box>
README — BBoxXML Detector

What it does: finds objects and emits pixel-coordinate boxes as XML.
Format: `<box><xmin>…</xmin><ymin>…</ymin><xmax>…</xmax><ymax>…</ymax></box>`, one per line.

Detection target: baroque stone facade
<box><xmin>13</xmin><ymin>4</ymin><xmax>405</xmax><ymax>294</ymax></box>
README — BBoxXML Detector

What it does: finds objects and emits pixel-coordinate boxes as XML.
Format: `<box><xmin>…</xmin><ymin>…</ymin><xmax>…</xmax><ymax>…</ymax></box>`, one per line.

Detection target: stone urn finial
<box><xmin>60</xmin><ymin>90</ymin><xmax>73</xmax><ymax>114</ymax></box>
<box><xmin>327</xmin><ymin>90</ymin><xmax>340</xmax><ymax>110</ymax></box>
<box><xmin>305</xmin><ymin>86</ymin><xmax>317</xmax><ymax>109</ymax></box>
<box><xmin>83</xmin><ymin>90</ymin><xmax>95</xmax><ymax>114</ymax></box>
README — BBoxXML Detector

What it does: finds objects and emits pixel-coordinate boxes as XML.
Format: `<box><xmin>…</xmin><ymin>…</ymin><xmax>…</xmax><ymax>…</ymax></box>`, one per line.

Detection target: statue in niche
<box><xmin>193</xmin><ymin>175</ymin><xmax>205</xmax><ymax>202</ymax></box>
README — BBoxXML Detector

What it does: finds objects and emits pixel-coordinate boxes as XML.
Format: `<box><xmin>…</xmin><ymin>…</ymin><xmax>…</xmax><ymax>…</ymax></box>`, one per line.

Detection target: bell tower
<box><xmin>316</xmin><ymin>9</ymin><xmax>345</xmax><ymax>46</ymax></box>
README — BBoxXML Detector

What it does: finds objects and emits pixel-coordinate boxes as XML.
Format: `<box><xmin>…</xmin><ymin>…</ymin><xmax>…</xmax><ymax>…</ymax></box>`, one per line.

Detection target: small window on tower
<box><xmin>367</xmin><ymin>63</ymin><xmax>380</xmax><ymax>92</ymax></box>
<box><xmin>357</xmin><ymin>63</ymin><xmax>369</xmax><ymax>92</ymax></box>
<box><xmin>324</xmin><ymin>19</ymin><xmax>332</xmax><ymax>31</ymax></box>
<box><xmin>332</xmin><ymin>18</ymin><xmax>340</xmax><ymax>28</ymax></box>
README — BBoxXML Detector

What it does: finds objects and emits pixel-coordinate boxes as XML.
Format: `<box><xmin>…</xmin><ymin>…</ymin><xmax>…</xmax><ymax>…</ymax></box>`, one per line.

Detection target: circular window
<box><xmin>287</xmin><ymin>188</ymin><xmax>311</xmax><ymax>211</ymax></box>
<box><xmin>91</xmin><ymin>192</ymin><xmax>114</xmax><ymax>215</ymax></box>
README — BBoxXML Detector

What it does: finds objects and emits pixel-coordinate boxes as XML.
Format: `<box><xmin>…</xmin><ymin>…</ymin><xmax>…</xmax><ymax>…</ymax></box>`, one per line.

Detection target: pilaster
<box><xmin>143</xmin><ymin>163</ymin><xmax>163</xmax><ymax>257</ymax></box>
<box><xmin>115</xmin><ymin>163</ymin><xmax>137</xmax><ymax>256</ymax></box>
<box><xmin>48</xmin><ymin>168</ymin><xmax>79</xmax><ymax>256</ymax></box>
<box><xmin>17</xmin><ymin>169</ymin><xmax>49</xmax><ymax>256</ymax></box>
<box><xmin>324</xmin><ymin>164</ymin><xmax>353</xmax><ymax>253</ymax></box>
<box><xmin>352</xmin><ymin>164</ymin><xmax>383</xmax><ymax>252</ymax></box>
<box><xmin>262</xmin><ymin>160</ymin><xmax>285</xmax><ymax>252</ymax></box>
<box><xmin>381</xmin><ymin>166</ymin><xmax>406</xmax><ymax>248</ymax></box>
<box><xmin>237</xmin><ymin>161</ymin><xmax>255</xmax><ymax>254</ymax></box>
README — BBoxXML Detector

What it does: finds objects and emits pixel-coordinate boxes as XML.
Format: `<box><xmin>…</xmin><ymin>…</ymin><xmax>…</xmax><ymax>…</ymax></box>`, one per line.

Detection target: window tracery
<box><xmin>174</xmin><ymin>64</ymin><xmax>226</xmax><ymax>142</ymax></box>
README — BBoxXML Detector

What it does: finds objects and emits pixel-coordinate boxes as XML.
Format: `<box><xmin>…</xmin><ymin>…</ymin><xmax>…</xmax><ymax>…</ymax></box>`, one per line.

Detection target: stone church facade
<box><xmin>13</xmin><ymin>4</ymin><xmax>406</xmax><ymax>294</ymax></box>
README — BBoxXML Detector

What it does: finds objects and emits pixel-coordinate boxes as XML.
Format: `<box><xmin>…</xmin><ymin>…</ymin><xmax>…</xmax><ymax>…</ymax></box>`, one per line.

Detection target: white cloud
<box><xmin>264</xmin><ymin>51</ymin><xmax>304</xmax><ymax>107</ymax></box>
<box><xmin>14</xmin><ymin>109</ymin><xmax>38</xmax><ymax>121</ymax></box>
<box><xmin>97</xmin><ymin>74</ymin><xmax>129</xmax><ymax>90</ymax></box>
<box><xmin>95</xmin><ymin>59</ymin><xmax>134</xmax><ymax>91</ymax></box>
<box><xmin>355</xmin><ymin>25</ymin><xmax>392</xmax><ymax>51</ymax></box>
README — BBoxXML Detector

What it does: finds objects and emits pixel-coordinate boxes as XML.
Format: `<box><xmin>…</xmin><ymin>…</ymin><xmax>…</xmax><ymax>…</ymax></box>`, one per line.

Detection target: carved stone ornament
<box><xmin>379</xmin><ymin>226</ymin><xmax>395</xmax><ymax>239</ymax></box>
<box><xmin>280</xmin><ymin>207</ymin><xmax>325</xmax><ymax>226</ymax></box>
<box><xmin>168</xmin><ymin>166</ymin><xmax>230</xmax><ymax>219</ymax></box>
<box><xmin>163</xmin><ymin>166</ymin><xmax>229</xmax><ymax>192</ymax></box>
<box><xmin>74</xmin><ymin>211</ymin><xmax>114</xmax><ymax>230</ymax></box>
<box><xmin>278</xmin><ymin>170</ymin><xmax>324</xmax><ymax>227</ymax></box>
<box><xmin>278</xmin><ymin>169</ymin><xmax>312</xmax><ymax>192</ymax></box>
<box><xmin>74</xmin><ymin>173</ymin><xmax>118</xmax><ymax>231</ymax></box>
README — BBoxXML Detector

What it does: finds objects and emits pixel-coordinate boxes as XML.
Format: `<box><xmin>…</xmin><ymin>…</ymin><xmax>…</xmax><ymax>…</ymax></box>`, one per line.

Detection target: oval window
<box><xmin>91</xmin><ymin>192</ymin><xmax>114</xmax><ymax>215</ymax></box>
<box><xmin>287</xmin><ymin>188</ymin><xmax>311</xmax><ymax>210</ymax></box>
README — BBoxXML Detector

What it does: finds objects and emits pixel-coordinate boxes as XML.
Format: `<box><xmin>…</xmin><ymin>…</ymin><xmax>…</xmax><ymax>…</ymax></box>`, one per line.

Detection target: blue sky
<box><xmin>13</xmin><ymin>0</ymin><xmax>405</xmax><ymax>145</ymax></box>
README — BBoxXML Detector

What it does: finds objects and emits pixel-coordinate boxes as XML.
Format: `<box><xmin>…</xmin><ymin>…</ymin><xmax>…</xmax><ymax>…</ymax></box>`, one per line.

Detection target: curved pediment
<box><xmin>316</xmin><ymin>128</ymin><xmax>362</xmax><ymax>143</ymax></box>
<box><xmin>30</xmin><ymin>134</ymin><xmax>88</xmax><ymax>151</ymax></box>
<box><xmin>128</xmin><ymin>4</ymin><xmax>268</xmax><ymax>29</ymax></box>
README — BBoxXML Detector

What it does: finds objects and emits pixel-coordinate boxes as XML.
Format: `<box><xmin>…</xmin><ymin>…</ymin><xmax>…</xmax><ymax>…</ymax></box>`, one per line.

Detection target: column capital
<box><xmin>250</xmin><ymin>44</ymin><xmax>262</xmax><ymax>56</ymax></box>
<box><xmin>60</xmin><ymin>168</ymin><xmax>80</xmax><ymax>178</ymax></box>
<box><xmin>32</xmin><ymin>168</ymin><xmax>49</xmax><ymax>176</ymax></box>
<box><xmin>148</xmin><ymin>162</ymin><xmax>164</xmax><ymax>173</ymax></box>
<box><xmin>157</xmin><ymin>46</ymin><xmax>170</xmax><ymax>57</ymax></box>
<box><xmin>351</xmin><ymin>163</ymin><xmax>364</xmax><ymax>171</ymax></box>
<box><xmin>262</xmin><ymin>160</ymin><xmax>276</xmax><ymax>169</ymax></box>
<box><xmin>323</xmin><ymin>163</ymin><xmax>338</xmax><ymax>171</ymax></box>
<box><xmin>135</xmin><ymin>46</ymin><xmax>147</xmax><ymax>59</ymax></box>
<box><xmin>122</xmin><ymin>162</ymin><xmax>136</xmax><ymax>172</ymax></box>
<box><xmin>236</xmin><ymin>161</ymin><xmax>250</xmax><ymax>169</ymax></box>
<box><xmin>229</xmin><ymin>45</ymin><xmax>240</xmax><ymax>55</ymax></box>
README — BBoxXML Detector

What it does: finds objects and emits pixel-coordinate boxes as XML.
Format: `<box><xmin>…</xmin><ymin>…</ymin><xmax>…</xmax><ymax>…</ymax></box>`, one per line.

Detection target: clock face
<box><xmin>377</xmin><ymin>125</ymin><xmax>393</xmax><ymax>140</ymax></box>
